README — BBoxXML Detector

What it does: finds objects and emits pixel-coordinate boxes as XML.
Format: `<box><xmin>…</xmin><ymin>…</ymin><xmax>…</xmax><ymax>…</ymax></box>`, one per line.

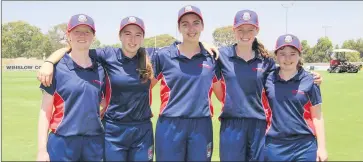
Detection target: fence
<box><xmin>2</xmin><ymin>58</ymin><xmax>362</xmax><ymax>72</ymax></box>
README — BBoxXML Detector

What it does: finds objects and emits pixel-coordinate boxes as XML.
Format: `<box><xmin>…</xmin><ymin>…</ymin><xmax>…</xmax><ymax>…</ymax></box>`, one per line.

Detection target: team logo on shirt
<box><xmin>199</xmin><ymin>63</ymin><xmax>212</xmax><ymax>69</ymax></box>
<box><xmin>92</xmin><ymin>80</ymin><xmax>103</xmax><ymax>85</ymax></box>
<box><xmin>206</xmin><ymin>142</ymin><xmax>212</xmax><ymax>158</ymax></box>
<box><xmin>253</xmin><ymin>67</ymin><xmax>265</xmax><ymax>72</ymax></box>
<box><xmin>184</xmin><ymin>6</ymin><xmax>193</xmax><ymax>12</ymax></box>
<box><xmin>292</xmin><ymin>90</ymin><xmax>305</xmax><ymax>94</ymax></box>
<box><xmin>284</xmin><ymin>35</ymin><xmax>293</xmax><ymax>43</ymax></box>
<box><xmin>242</xmin><ymin>12</ymin><xmax>251</xmax><ymax>21</ymax></box>
<box><xmin>128</xmin><ymin>16</ymin><xmax>137</xmax><ymax>23</ymax></box>
<box><xmin>148</xmin><ymin>145</ymin><xmax>153</xmax><ymax>160</ymax></box>
<box><xmin>78</xmin><ymin>15</ymin><xmax>88</xmax><ymax>22</ymax></box>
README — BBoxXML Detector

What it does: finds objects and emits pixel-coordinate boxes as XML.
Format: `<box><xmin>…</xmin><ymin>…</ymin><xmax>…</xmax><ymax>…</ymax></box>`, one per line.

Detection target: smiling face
<box><xmin>276</xmin><ymin>46</ymin><xmax>301</xmax><ymax>71</ymax></box>
<box><xmin>67</xmin><ymin>25</ymin><xmax>95</xmax><ymax>50</ymax></box>
<box><xmin>233</xmin><ymin>24</ymin><xmax>259</xmax><ymax>46</ymax></box>
<box><xmin>119</xmin><ymin>24</ymin><xmax>144</xmax><ymax>54</ymax></box>
<box><xmin>178</xmin><ymin>13</ymin><xmax>204</xmax><ymax>43</ymax></box>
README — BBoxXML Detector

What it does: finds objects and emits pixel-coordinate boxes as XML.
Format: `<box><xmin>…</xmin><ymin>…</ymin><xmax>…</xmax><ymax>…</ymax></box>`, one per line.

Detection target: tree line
<box><xmin>213</xmin><ymin>26</ymin><xmax>363</xmax><ymax>62</ymax></box>
<box><xmin>2</xmin><ymin>21</ymin><xmax>363</xmax><ymax>62</ymax></box>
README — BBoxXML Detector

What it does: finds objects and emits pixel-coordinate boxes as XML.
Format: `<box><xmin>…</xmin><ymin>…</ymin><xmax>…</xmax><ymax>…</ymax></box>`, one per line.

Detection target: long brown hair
<box><xmin>137</xmin><ymin>47</ymin><xmax>154</xmax><ymax>83</ymax></box>
<box><xmin>298</xmin><ymin>61</ymin><xmax>303</xmax><ymax>68</ymax></box>
<box><xmin>252</xmin><ymin>38</ymin><xmax>269</xmax><ymax>58</ymax></box>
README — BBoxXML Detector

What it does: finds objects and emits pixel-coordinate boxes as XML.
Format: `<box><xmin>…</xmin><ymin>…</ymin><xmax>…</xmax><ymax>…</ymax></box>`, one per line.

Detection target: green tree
<box><xmin>212</xmin><ymin>25</ymin><xmax>235</xmax><ymax>47</ymax></box>
<box><xmin>311</xmin><ymin>37</ymin><xmax>333</xmax><ymax>62</ymax></box>
<box><xmin>46</xmin><ymin>23</ymin><xmax>68</xmax><ymax>53</ymax></box>
<box><xmin>100</xmin><ymin>43</ymin><xmax>121</xmax><ymax>48</ymax></box>
<box><xmin>143</xmin><ymin>34</ymin><xmax>177</xmax><ymax>48</ymax></box>
<box><xmin>301</xmin><ymin>40</ymin><xmax>314</xmax><ymax>63</ymax></box>
<box><xmin>344</xmin><ymin>52</ymin><xmax>361</xmax><ymax>62</ymax></box>
<box><xmin>90</xmin><ymin>37</ymin><xmax>102</xmax><ymax>49</ymax></box>
<box><xmin>301</xmin><ymin>40</ymin><xmax>310</xmax><ymax>52</ymax></box>
<box><xmin>2</xmin><ymin>21</ymin><xmax>49</xmax><ymax>58</ymax></box>
<box><xmin>342</xmin><ymin>38</ymin><xmax>363</xmax><ymax>58</ymax></box>
<box><xmin>37</xmin><ymin>35</ymin><xmax>53</xmax><ymax>59</ymax></box>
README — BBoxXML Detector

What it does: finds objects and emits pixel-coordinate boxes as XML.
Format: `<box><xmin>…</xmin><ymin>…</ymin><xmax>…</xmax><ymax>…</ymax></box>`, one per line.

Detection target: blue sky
<box><xmin>2</xmin><ymin>1</ymin><xmax>363</xmax><ymax>50</ymax></box>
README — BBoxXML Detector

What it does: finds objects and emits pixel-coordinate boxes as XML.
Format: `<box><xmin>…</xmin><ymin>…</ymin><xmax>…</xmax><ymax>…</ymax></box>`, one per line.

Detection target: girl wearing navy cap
<box><xmin>263</xmin><ymin>34</ymin><xmax>328</xmax><ymax>161</ymax></box>
<box><xmin>36</xmin><ymin>14</ymin><xmax>107</xmax><ymax>161</ymax></box>
<box><xmin>151</xmin><ymin>5</ymin><xmax>221</xmax><ymax>161</ymax></box>
<box><xmin>214</xmin><ymin>10</ymin><xmax>322</xmax><ymax>161</ymax></box>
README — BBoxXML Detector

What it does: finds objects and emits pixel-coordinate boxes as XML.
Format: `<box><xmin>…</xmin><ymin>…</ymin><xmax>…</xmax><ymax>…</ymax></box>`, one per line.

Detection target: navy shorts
<box><xmin>220</xmin><ymin>118</ymin><xmax>266</xmax><ymax>161</ymax></box>
<box><xmin>264</xmin><ymin>135</ymin><xmax>317</xmax><ymax>161</ymax></box>
<box><xmin>103</xmin><ymin>119</ymin><xmax>154</xmax><ymax>161</ymax></box>
<box><xmin>47</xmin><ymin>132</ymin><xmax>103</xmax><ymax>161</ymax></box>
<box><xmin>155</xmin><ymin>117</ymin><xmax>213</xmax><ymax>161</ymax></box>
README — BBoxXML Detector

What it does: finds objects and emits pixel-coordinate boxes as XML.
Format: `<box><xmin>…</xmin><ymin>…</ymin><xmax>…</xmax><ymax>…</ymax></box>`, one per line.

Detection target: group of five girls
<box><xmin>36</xmin><ymin>5</ymin><xmax>327</xmax><ymax>162</ymax></box>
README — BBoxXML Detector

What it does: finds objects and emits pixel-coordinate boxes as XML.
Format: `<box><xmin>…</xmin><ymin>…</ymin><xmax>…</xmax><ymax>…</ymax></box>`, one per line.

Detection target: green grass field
<box><xmin>2</xmin><ymin>71</ymin><xmax>363</xmax><ymax>161</ymax></box>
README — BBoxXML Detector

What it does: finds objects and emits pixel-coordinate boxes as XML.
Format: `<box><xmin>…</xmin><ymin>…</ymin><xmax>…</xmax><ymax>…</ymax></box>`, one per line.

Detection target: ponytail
<box><xmin>137</xmin><ymin>47</ymin><xmax>154</xmax><ymax>83</ymax></box>
<box><xmin>252</xmin><ymin>38</ymin><xmax>270</xmax><ymax>58</ymax></box>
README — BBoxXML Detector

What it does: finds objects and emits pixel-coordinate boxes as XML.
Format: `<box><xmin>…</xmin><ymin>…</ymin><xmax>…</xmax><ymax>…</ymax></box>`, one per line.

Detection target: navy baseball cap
<box><xmin>178</xmin><ymin>5</ymin><xmax>203</xmax><ymax>23</ymax></box>
<box><xmin>119</xmin><ymin>16</ymin><xmax>145</xmax><ymax>35</ymax></box>
<box><xmin>234</xmin><ymin>10</ymin><xmax>259</xmax><ymax>29</ymax></box>
<box><xmin>67</xmin><ymin>14</ymin><xmax>95</xmax><ymax>32</ymax></box>
<box><xmin>275</xmin><ymin>34</ymin><xmax>302</xmax><ymax>53</ymax></box>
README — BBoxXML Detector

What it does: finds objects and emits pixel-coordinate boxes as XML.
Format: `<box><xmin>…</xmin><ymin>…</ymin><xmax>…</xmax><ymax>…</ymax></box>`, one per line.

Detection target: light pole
<box><xmin>322</xmin><ymin>25</ymin><xmax>332</xmax><ymax>38</ymax></box>
<box><xmin>281</xmin><ymin>3</ymin><xmax>294</xmax><ymax>34</ymax></box>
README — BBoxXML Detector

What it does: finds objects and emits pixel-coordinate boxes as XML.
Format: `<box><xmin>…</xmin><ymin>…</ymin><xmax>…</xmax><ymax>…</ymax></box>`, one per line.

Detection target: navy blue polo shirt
<box><xmin>151</xmin><ymin>41</ymin><xmax>218</xmax><ymax>118</ymax></box>
<box><xmin>91</xmin><ymin>47</ymin><xmax>152</xmax><ymax>123</ymax></box>
<box><xmin>264</xmin><ymin>67</ymin><xmax>322</xmax><ymax>138</ymax></box>
<box><xmin>217</xmin><ymin>44</ymin><xmax>276</xmax><ymax>120</ymax></box>
<box><xmin>40</xmin><ymin>51</ymin><xmax>106</xmax><ymax>136</ymax></box>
